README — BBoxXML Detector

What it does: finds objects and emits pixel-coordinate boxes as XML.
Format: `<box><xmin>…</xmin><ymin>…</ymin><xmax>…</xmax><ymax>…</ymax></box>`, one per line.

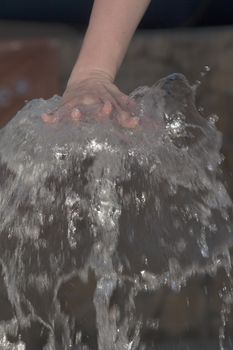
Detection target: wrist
<box><xmin>67</xmin><ymin>66</ymin><xmax>115</xmax><ymax>87</ymax></box>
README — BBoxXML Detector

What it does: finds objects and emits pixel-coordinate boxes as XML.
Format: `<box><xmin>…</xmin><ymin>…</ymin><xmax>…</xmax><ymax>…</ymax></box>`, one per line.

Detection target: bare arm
<box><xmin>69</xmin><ymin>0</ymin><xmax>151</xmax><ymax>84</ymax></box>
<box><xmin>43</xmin><ymin>0</ymin><xmax>151</xmax><ymax>128</ymax></box>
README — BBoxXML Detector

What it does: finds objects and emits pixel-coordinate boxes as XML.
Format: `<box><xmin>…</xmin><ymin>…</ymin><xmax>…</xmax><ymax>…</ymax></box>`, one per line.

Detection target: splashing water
<box><xmin>0</xmin><ymin>74</ymin><xmax>232</xmax><ymax>349</ymax></box>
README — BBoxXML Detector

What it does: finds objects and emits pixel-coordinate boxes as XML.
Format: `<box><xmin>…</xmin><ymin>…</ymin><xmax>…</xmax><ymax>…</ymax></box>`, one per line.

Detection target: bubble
<box><xmin>208</xmin><ymin>114</ymin><xmax>219</xmax><ymax>125</ymax></box>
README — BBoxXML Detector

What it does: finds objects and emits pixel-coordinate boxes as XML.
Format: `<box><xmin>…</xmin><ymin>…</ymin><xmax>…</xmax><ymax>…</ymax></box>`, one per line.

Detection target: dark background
<box><xmin>1</xmin><ymin>0</ymin><xmax>233</xmax><ymax>28</ymax></box>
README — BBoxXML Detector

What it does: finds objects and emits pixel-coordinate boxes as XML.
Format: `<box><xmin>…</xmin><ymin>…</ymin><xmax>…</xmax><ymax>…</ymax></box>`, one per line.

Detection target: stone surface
<box><xmin>0</xmin><ymin>38</ymin><xmax>59</xmax><ymax>127</ymax></box>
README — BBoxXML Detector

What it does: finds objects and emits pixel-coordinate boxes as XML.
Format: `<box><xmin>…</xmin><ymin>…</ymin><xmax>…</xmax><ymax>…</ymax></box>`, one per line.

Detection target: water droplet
<box><xmin>198</xmin><ymin>106</ymin><xmax>204</xmax><ymax>113</ymax></box>
<box><xmin>53</xmin><ymin>144</ymin><xmax>69</xmax><ymax>160</ymax></box>
<box><xmin>146</xmin><ymin>318</ymin><xmax>159</xmax><ymax>330</ymax></box>
<box><xmin>177</xmin><ymin>238</ymin><xmax>186</xmax><ymax>253</ymax></box>
<box><xmin>200</xmin><ymin>65</ymin><xmax>211</xmax><ymax>77</ymax></box>
<box><xmin>208</xmin><ymin>114</ymin><xmax>219</xmax><ymax>125</ymax></box>
<box><xmin>198</xmin><ymin>229</ymin><xmax>209</xmax><ymax>258</ymax></box>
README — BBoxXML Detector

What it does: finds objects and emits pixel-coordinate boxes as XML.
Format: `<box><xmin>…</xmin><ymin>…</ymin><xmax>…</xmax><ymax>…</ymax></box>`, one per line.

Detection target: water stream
<box><xmin>0</xmin><ymin>74</ymin><xmax>232</xmax><ymax>349</ymax></box>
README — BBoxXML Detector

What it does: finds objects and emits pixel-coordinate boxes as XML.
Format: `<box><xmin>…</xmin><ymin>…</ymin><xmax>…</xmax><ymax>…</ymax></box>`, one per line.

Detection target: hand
<box><xmin>42</xmin><ymin>71</ymin><xmax>139</xmax><ymax>129</ymax></box>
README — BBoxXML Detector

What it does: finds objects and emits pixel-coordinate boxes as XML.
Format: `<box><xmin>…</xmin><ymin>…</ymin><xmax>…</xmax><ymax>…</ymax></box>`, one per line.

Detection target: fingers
<box><xmin>41</xmin><ymin>89</ymin><xmax>139</xmax><ymax>129</ymax></box>
<box><xmin>95</xmin><ymin>101</ymin><xmax>113</xmax><ymax>121</ymax></box>
<box><xmin>41</xmin><ymin>104</ymin><xmax>74</xmax><ymax>124</ymax></box>
<box><xmin>41</xmin><ymin>113</ymin><xmax>59</xmax><ymax>124</ymax></box>
<box><xmin>80</xmin><ymin>95</ymin><xmax>98</xmax><ymax>106</ymax></box>
<box><xmin>42</xmin><ymin>106</ymin><xmax>139</xmax><ymax>129</ymax></box>
<box><xmin>71</xmin><ymin>108</ymin><xmax>81</xmax><ymax>122</ymax></box>
<box><xmin>112</xmin><ymin>93</ymin><xmax>139</xmax><ymax>128</ymax></box>
<box><xmin>101</xmin><ymin>101</ymin><xmax>113</xmax><ymax>116</ymax></box>
<box><xmin>119</xmin><ymin>95</ymin><xmax>138</xmax><ymax>115</ymax></box>
<box><xmin>116</xmin><ymin>111</ymin><xmax>139</xmax><ymax>129</ymax></box>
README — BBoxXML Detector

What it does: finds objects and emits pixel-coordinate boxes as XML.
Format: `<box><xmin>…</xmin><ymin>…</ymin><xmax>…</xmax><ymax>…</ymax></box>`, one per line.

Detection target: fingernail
<box><xmin>41</xmin><ymin>113</ymin><xmax>58</xmax><ymax>124</ymax></box>
<box><xmin>127</xmin><ymin>117</ymin><xmax>139</xmax><ymax>128</ymax></box>
<box><xmin>71</xmin><ymin>108</ymin><xmax>81</xmax><ymax>121</ymax></box>
<box><xmin>101</xmin><ymin>101</ymin><xmax>112</xmax><ymax>116</ymax></box>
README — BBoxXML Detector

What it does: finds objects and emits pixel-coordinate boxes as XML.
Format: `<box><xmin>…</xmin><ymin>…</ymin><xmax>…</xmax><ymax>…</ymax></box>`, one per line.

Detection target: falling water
<box><xmin>0</xmin><ymin>74</ymin><xmax>232</xmax><ymax>349</ymax></box>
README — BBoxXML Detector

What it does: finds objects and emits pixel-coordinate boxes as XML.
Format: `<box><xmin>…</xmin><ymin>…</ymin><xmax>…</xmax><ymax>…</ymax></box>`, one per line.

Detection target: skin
<box><xmin>42</xmin><ymin>0</ymin><xmax>151</xmax><ymax>128</ymax></box>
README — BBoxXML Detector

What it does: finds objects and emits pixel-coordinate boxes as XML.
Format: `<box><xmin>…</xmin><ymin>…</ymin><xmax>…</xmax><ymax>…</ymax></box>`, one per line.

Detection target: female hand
<box><xmin>42</xmin><ymin>71</ymin><xmax>139</xmax><ymax>129</ymax></box>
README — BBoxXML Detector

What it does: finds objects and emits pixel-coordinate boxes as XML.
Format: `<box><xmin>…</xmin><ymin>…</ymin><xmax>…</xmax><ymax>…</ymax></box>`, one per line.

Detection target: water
<box><xmin>0</xmin><ymin>73</ymin><xmax>232</xmax><ymax>349</ymax></box>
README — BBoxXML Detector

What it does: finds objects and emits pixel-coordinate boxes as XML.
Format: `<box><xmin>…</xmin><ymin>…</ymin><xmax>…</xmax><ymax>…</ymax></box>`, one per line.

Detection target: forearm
<box><xmin>68</xmin><ymin>0</ymin><xmax>151</xmax><ymax>85</ymax></box>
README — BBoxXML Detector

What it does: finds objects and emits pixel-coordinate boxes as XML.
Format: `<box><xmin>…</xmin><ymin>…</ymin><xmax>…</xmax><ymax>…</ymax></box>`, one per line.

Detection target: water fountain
<box><xmin>0</xmin><ymin>73</ymin><xmax>232</xmax><ymax>349</ymax></box>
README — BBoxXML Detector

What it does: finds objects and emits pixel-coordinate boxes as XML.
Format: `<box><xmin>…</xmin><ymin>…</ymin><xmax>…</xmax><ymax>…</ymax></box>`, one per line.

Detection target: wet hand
<box><xmin>42</xmin><ymin>71</ymin><xmax>139</xmax><ymax>129</ymax></box>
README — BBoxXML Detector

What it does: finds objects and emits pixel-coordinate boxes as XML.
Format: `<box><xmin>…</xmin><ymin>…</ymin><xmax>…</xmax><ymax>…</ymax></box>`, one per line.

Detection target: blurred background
<box><xmin>1</xmin><ymin>0</ymin><xmax>233</xmax><ymax>348</ymax></box>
